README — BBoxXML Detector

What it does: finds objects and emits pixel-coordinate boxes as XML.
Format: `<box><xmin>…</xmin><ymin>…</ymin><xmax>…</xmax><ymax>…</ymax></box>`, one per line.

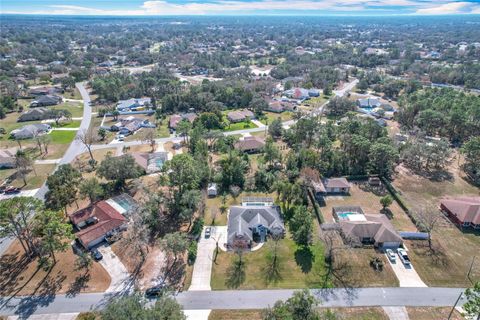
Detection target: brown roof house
<box><xmin>131</xmin><ymin>151</ymin><xmax>170</xmax><ymax>174</ymax></box>
<box><xmin>234</xmin><ymin>136</ymin><xmax>265</xmax><ymax>153</ymax></box>
<box><xmin>312</xmin><ymin>178</ymin><xmax>351</xmax><ymax>198</ymax></box>
<box><xmin>227</xmin><ymin>109</ymin><xmax>254</xmax><ymax>123</ymax></box>
<box><xmin>334</xmin><ymin>206</ymin><xmax>403</xmax><ymax>249</ymax></box>
<box><xmin>440</xmin><ymin>197</ymin><xmax>480</xmax><ymax>229</ymax></box>
<box><xmin>169</xmin><ymin>113</ymin><xmax>197</xmax><ymax>129</ymax></box>
<box><xmin>0</xmin><ymin>147</ymin><xmax>17</xmax><ymax>169</ymax></box>
<box><xmin>267</xmin><ymin>100</ymin><xmax>296</xmax><ymax>113</ymax></box>
<box><xmin>70</xmin><ymin>200</ymin><xmax>128</xmax><ymax>249</ymax></box>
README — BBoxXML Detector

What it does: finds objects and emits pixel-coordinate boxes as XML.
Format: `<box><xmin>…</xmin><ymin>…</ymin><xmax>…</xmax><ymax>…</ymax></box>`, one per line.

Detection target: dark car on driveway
<box><xmin>91</xmin><ymin>248</ymin><xmax>103</xmax><ymax>261</ymax></box>
<box><xmin>145</xmin><ymin>284</ymin><xmax>167</xmax><ymax>298</ymax></box>
<box><xmin>4</xmin><ymin>186</ymin><xmax>21</xmax><ymax>195</ymax></box>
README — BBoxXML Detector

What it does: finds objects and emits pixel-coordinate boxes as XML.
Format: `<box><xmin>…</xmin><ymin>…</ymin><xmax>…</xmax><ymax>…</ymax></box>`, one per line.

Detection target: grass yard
<box><xmin>2</xmin><ymin>163</ymin><xmax>56</xmax><ymax>190</ymax></box>
<box><xmin>259</xmin><ymin>111</ymin><xmax>294</xmax><ymax>125</ymax></box>
<box><xmin>223</xmin><ymin>121</ymin><xmax>257</xmax><ymax>132</ymax></box>
<box><xmin>51</xmin><ymin>120</ymin><xmax>81</xmax><ymax>128</ymax></box>
<box><xmin>211</xmin><ymin>233</ymin><xmax>331</xmax><ymax>290</ymax></box>
<box><xmin>209</xmin><ymin>310</ymin><xmax>263</xmax><ymax>320</ymax></box>
<box><xmin>0</xmin><ymin>240</ymin><xmax>110</xmax><ymax>296</ymax></box>
<box><xmin>320</xmin><ymin>180</ymin><xmax>417</xmax><ymax>231</ymax></box>
<box><xmin>392</xmin><ymin>161</ymin><xmax>480</xmax><ymax>287</ymax></box>
<box><xmin>49</xmin><ymin>130</ymin><xmax>77</xmax><ymax>144</ymax></box>
<box><xmin>50</xmin><ymin>101</ymin><xmax>84</xmax><ymax>118</ymax></box>
<box><xmin>406</xmin><ymin>307</ymin><xmax>464</xmax><ymax>320</ymax></box>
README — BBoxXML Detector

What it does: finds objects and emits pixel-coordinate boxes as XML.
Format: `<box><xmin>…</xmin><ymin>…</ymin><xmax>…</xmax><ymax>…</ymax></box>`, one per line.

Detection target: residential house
<box><xmin>70</xmin><ymin>200</ymin><xmax>128</xmax><ymax>249</ymax></box>
<box><xmin>334</xmin><ymin>206</ymin><xmax>403</xmax><ymax>249</ymax></box>
<box><xmin>227</xmin><ymin>109</ymin><xmax>254</xmax><ymax>123</ymax></box>
<box><xmin>440</xmin><ymin>197</ymin><xmax>480</xmax><ymax>229</ymax></box>
<box><xmin>283</xmin><ymin>88</ymin><xmax>320</xmax><ymax>100</ymax></box>
<box><xmin>131</xmin><ymin>151</ymin><xmax>169</xmax><ymax>174</ymax></box>
<box><xmin>267</xmin><ymin>100</ymin><xmax>296</xmax><ymax>113</ymax></box>
<box><xmin>30</xmin><ymin>95</ymin><xmax>62</xmax><ymax>107</ymax></box>
<box><xmin>207</xmin><ymin>183</ymin><xmax>217</xmax><ymax>197</ymax></box>
<box><xmin>110</xmin><ymin>116</ymin><xmax>155</xmax><ymax>135</ymax></box>
<box><xmin>28</xmin><ymin>86</ymin><xmax>62</xmax><ymax>96</ymax></box>
<box><xmin>17</xmin><ymin>107</ymin><xmax>51</xmax><ymax>122</ymax></box>
<box><xmin>116</xmin><ymin>98</ymin><xmax>152</xmax><ymax>112</ymax></box>
<box><xmin>227</xmin><ymin>205</ymin><xmax>285</xmax><ymax>249</ymax></box>
<box><xmin>10</xmin><ymin>124</ymin><xmax>51</xmax><ymax>140</ymax></box>
<box><xmin>234</xmin><ymin>136</ymin><xmax>265</xmax><ymax>153</ymax></box>
<box><xmin>313</xmin><ymin>178</ymin><xmax>351</xmax><ymax>198</ymax></box>
<box><xmin>356</xmin><ymin>98</ymin><xmax>382</xmax><ymax>109</ymax></box>
<box><xmin>0</xmin><ymin>147</ymin><xmax>17</xmax><ymax>169</ymax></box>
<box><xmin>169</xmin><ymin>113</ymin><xmax>197</xmax><ymax>130</ymax></box>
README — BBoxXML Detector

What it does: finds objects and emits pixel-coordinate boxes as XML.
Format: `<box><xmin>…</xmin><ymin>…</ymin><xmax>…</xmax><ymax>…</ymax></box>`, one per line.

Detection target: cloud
<box><xmin>3</xmin><ymin>0</ymin><xmax>480</xmax><ymax>15</ymax></box>
<box><xmin>416</xmin><ymin>1</ymin><xmax>480</xmax><ymax>14</ymax></box>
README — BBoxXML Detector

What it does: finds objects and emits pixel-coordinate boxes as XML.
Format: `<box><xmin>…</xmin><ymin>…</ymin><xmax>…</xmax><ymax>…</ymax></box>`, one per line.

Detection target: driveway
<box><xmin>189</xmin><ymin>226</ymin><xmax>227</xmax><ymax>291</ymax></box>
<box><xmin>382</xmin><ymin>306</ymin><xmax>409</xmax><ymax>320</ymax></box>
<box><xmin>97</xmin><ymin>245</ymin><xmax>133</xmax><ymax>293</ymax></box>
<box><xmin>387</xmin><ymin>256</ymin><xmax>427</xmax><ymax>287</ymax></box>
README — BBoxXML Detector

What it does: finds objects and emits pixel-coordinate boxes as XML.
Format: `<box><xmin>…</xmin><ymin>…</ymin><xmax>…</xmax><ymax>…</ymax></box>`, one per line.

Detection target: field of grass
<box><xmin>223</xmin><ymin>121</ymin><xmax>257</xmax><ymax>132</ymax></box>
<box><xmin>51</xmin><ymin>120</ymin><xmax>81</xmax><ymax>128</ymax></box>
<box><xmin>211</xmin><ymin>233</ymin><xmax>331</xmax><ymax>290</ymax></box>
<box><xmin>2</xmin><ymin>163</ymin><xmax>56</xmax><ymax>189</ymax></box>
<box><xmin>51</xmin><ymin>102</ymin><xmax>84</xmax><ymax>118</ymax></box>
<box><xmin>49</xmin><ymin>130</ymin><xmax>77</xmax><ymax>144</ymax></box>
<box><xmin>259</xmin><ymin>111</ymin><xmax>293</xmax><ymax>125</ymax></box>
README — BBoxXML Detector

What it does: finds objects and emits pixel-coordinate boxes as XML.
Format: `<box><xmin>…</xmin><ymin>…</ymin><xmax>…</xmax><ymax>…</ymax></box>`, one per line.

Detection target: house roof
<box><xmin>33</xmin><ymin>95</ymin><xmax>61</xmax><ymax>105</ymax></box>
<box><xmin>324</xmin><ymin>177</ymin><xmax>350</xmax><ymax>189</ymax></box>
<box><xmin>71</xmin><ymin>201</ymin><xmax>127</xmax><ymax>247</ymax></box>
<box><xmin>441</xmin><ymin>197</ymin><xmax>480</xmax><ymax>225</ymax></box>
<box><xmin>117</xmin><ymin>98</ymin><xmax>151</xmax><ymax>110</ymax></box>
<box><xmin>340</xmin><ymin>214</ymin><xmax>402</xmax><ymax>245</ymax></box>
<box><xmin>131</xmin><ymin>151</ymin><xmax>169</xmax><ymax>173</ymax></box>
<box><xmin>11</xmin><ymin>124</ymin><xmax>50</xmax><ymax>138</ymax></box>
<box><xmin>227</xmin><ymin>205</ymin><xmax>284</xmax><ymax>244</ymax></box>
<box><xmin>169</xmin><ymin>113</ymin><xmax>197</xmax><ymax>129</ymax></box>
<box><xmin>227</xmin><ymin>109</ymin><xmax>254</xmax><ymax>121</ymax></box>
<box><xmin>0</xmin><ymin>147</ymin><xmax>18</xmax><ymax>159</ymax></box>
<box><xmin>234</xmin><ymin>136</ymin><xmax>265</xmax><ymax>152</ymax></box>
<box><xmin>357</xmin><ymin>98</ymin><xmax>382</xmax><ymax>108</ymax></box>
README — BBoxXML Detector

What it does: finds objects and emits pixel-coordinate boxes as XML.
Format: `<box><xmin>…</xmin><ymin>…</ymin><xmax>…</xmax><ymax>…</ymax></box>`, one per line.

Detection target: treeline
<box><xmin>429</xmin><ymin>63</ymin><xmax>480</xmax><ymax>89</ymax></box>
<box><xmin>397</xmin><ymin>88</ymin><xmax>480</xmax><ymax>143</ymax></box>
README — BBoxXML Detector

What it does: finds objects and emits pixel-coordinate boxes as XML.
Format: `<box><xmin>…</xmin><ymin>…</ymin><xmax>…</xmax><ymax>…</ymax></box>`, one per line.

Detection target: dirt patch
<box><xmin>0</xmin><ymin>240</ymin><xmax>110</xmax><ymax>296</ymax></box>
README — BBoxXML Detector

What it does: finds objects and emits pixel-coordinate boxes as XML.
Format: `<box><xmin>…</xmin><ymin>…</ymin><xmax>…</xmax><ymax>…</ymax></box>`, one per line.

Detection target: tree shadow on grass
<box><xmin>66</xmin><ymin>272</ymin><xmax>91</xmax><ymax>298</ymax></box>
<box><xmin>294</xmin><ymin>246</ymin><xmax>314</xmax><ymax>273</ymax></box>
<box><xmin>262</xmin><ymin>253</ymin><xmax>283</xmax><ymax>285</ymax></box>
<box><xmin>225</xmin><ymin>260</ymin><xmax>246</xmax><ymax>289</ymax></box>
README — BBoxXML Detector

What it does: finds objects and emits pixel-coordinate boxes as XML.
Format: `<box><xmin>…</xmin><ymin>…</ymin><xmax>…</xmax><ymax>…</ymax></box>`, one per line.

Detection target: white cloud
<box><xmin>416</xmin><ymin>1</ymin><xmax>480</xmax><ymax>14</ymax></box>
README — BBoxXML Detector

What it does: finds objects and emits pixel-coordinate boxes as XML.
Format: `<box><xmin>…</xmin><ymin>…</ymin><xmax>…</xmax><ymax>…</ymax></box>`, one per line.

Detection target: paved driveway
<box><xmin>387</xmin><ymin>256</ymin><xmax>427</xmax><ymax>287</ymax></box>
<box><xmin>97</xmin><ymin>245</ymin><xmax>133</xmax><ymax>293</ymax></box>
<box><xmin>189</xmin><ymin>226</ymin><xmax>227</xmax><ymax>291</ymax></box>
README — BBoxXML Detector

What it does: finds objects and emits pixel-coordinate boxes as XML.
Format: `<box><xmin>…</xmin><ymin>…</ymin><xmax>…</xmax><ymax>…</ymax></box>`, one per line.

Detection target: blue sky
<box><xmin>2</xmin><ymin>0</ymin><xmax>480</xmax><ymax>15</ymax></box>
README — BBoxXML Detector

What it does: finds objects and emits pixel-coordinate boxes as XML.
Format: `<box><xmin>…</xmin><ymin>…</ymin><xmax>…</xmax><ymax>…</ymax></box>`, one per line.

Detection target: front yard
<box><xmin>223</xmin><ymin>121</ymin><xmax>257</xmax><ymax>132</ymax></box>
<box><xmin>1</xmin><ymin>163</ymin><xmax>56</xmax><ymax>189</ymax></box>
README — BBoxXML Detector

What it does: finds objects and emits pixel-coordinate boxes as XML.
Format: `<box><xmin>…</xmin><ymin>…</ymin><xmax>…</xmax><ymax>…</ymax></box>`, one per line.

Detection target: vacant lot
<box><xmin>259</xmin><ymin>111</ymin><xmax>294</xmax><ymax>125</ymax></box>
<box><xmin>320</xmin><ymin>180</ymin><xmax>416</xmax><ymax>231</ymax></box>
<box><xmin>0</xmin><ymin>240</ymin><xmax>110</xmax><ymax>296</ymax></box>
<box><xmin>0</xmin><ymin>163</ymin><xmax>56</xmax><ymax>190</ymax></box>
<box><xmin>392</xmin><ymin>161</ymin><xmax>480</xmax><ymax>287</ymax></box>
<box><xmin>211</xmin><ymin>233</ymin><xmax>330</xmax><ymax>290</ymax></box>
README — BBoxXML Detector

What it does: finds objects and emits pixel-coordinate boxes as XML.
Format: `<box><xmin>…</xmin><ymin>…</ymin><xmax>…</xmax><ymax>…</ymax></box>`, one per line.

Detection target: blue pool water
<box><xmin>338</xmin><ymin>212</ymin><xmax>355</xmax><ymax>219</ymax></box>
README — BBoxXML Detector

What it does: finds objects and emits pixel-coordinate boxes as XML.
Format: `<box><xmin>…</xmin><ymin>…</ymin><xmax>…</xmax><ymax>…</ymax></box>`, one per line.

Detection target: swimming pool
<box><xmin>338</xmin><ymin>212</ymin><xmax>355</xmax><ymax>220</ymax></box>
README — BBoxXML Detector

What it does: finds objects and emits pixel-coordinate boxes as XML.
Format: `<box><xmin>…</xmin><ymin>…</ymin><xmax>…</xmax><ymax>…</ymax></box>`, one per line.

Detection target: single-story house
<box><xmin>440</xmin><ymin>197</ymin><xmax>480</xmax><ymax>229</ymax></box>
<box><xmin>10</xmin><ymin>124</ymin><xmax>51</xmax><ymax>140</ymax></box>
<box><xmin>131</xmin><ymin>151</ymin><xmax>169</xmax><ymax>174</ymax></box>
<box><xmin>335</xmin><ymin>206</ymin><xmax>403</xmax><ymax>249</ymax></box>
<box><xmin>283</xmin><ymin>88</ymin><xmax>320</xmax><ymax>100</ymax></box>
<box><xmin>30</xmin><ymin>95</ymin><xmax>62</xmax><ymax>107</ymax></box>
<box><xmin>234</xmin><ymin>136</ymin><xmax>265</xmax><ymax>153</ymax></box>
<box><xmin>70</xmin><ymin>200</ymin><xmax>128</xmax><ymax>249</ymax></box>
<box><xmin>28</xmin><ymin>86</ymin><xmax>62</xmax><ymax>96</ymax></box>
<box><xmin>356</xmin><ymin>98</ymin><xmax>382</xmax><ymax>109</ymax></box>
<box><xmin>17</xmin><ymin>107</ymin><xmax>51</xmax><ymax>122</ymax></box>
<box><xmin>0</xmin><ymin>147</ymin><xmax>17</xmax><ymax>169</ymax></box>
<box><xmin>207</xmin><ymin>183</ymin><xmax>217</xmax><ymax>197</ymax></box>
<box><xmin>169</xmin><ymin>113</ymin><xmax>197</xmax><ymax>129</ymax></box>
<box><xmin>227</xmin><ymin>205</ymin><xmax>285</xmax><ymax>249</ymax></box>
<box><xmin>267</xmin><ymin>101</ymin><xmax>296</xmax><ymax>113</ymax></box>
<box><xmin>110</xmin><ymin>116</ymin><xmax>155</xmax><ymax>135</ymax></box>
<box><xmin>227</xmin><ymin>109</ymin><xmax>254</xmax><ymax>123</ymax></box>
<box><xmin>116</xmin><ymin>98</ymin><xmax>151</xmax><ymax>112</ymax></box>
<box><xmin>313</xmin><ymin>178</ymin><xmax>351</xmax><ymax>197</ymax></box>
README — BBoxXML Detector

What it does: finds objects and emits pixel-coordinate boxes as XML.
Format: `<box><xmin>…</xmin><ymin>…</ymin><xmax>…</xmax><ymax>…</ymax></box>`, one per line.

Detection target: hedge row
<box><xmin>380</xmin><ymin>177</ymin><xmax>420</xmax><ymax>227</ymax></box>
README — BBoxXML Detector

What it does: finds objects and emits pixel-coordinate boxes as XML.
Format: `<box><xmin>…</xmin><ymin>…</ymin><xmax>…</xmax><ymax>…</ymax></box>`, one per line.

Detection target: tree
<box><xmin>268</xmin><ymin>117</ymin><xmax>283</xmax><ymax>138</ymax></box>
<box><xmin>216</xmin><ymin>151</ymin><xmax>249</xmax><ymax>192</ymax></box>
<box><xmin>176</xmin><ymin>119</ymin><xmax>192</xmax><ymax>144</ymax></box>
<box><xmin>33</xmin><ymin>210</ymin><xmax>73</xmax><ymax>264</ymax></box>
<box><xmin>111</xmin><ymin>109</ymin><xmax>120</xmax><ymax>121</ymax></box>
<box><xmin>289</xmin><ymin>205</ymin><xmax>313</xmax><ymax>247</ymax></box>
<box><xmin>96</xmin><ymin>154</ymin><xmax>143</xmax><ymax>189</ymax></box>
<box><xmin>327</xmin><ymin>97</ymin><xmax>355</xmax><ymax>117</ymax></box>
<box><xmin>369</xmin><ymin>143</ymin><xmax>399</xmax><ymax>178</ymax></box>
<box><xmin>51</xmin><ymin>109</ymin><xmax>72</xmax><ymax>126</ymax></box>
<box><xmin>164</xmin><ymin>153</ymin><xmax>200</xmax><ymax>194</ymax></box>
<box><xmin>356</xmin><ymin>79</ymin><xmax>368</xmax><ymax>92</ymax></box>
<box><xmin>463</xmin><ymin>282</ymin><xmax>480</xmax><ymax>320</ymax></box>
<box><xmin>415</xmin><ymin>206</ymin><xmax>441</xmax><ymax>251</ymax></box>
<box><xmin>37</xmin><ymin>134</ymin><xmax>52</xmax><ymax>155</ymax></box>
<box><xmin>45</xmin><ymin>164</ymin><xmax>81</xmax><ymax>214</ymax></box>
<box><xmin>143</xmin><ymin>128</ymin><xmax>156</xmax><ymax>152</ymax></box>
<box><xmin>263</xmin><ymin>137</ymin><xmax>282</xmax><ymax>167</ymax></box>
<box><xmin>0</xmin><ymin>197</ymin><xmax>42</xmax><ymax>257</ymax></box>
<box><xmin>380</xmin><ymin>195</ymin><xmax>393</xmax><ymax>212</ymax></box>
<box><xmin>98</xmin><ymin>127</ymin><xmax>107</xmax><ymax>141</ymax></box>
<box><xmin>101</xmin><ymin>294</ymin><xmax>186</xmax><ymax>320</ymax></box>
<box><xmin>262</xmin><ymin>289</ymin><xmax>321</xmax><ymax>320</ymax></box>
<box><xmin>161</xmin><ymin>232</ymin><xmax>188</xmax><ymax>265</ymax></box>
<box><xmin>15</xmin><ymin>149</ymin><xmax>34</xmax><ymax>185</ymax></box>
<box><xmin>76</xmin><ymin>129</ymin><xmax>97</xmax><ymax>167</ymax></box>
<box><xmin>79</xmin><ymin>177</ymin><xmax>104</xmax><ymax>204</ymax></box>
<box><xmin>462</xmin><ymin>136</ymin><xmax>480</xmax><ymax>185</ymax></box>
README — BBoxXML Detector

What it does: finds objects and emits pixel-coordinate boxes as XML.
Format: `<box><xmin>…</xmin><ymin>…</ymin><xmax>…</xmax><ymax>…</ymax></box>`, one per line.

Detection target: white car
<box><xmin>386</xmin><ymin>249</ymin><xmax>396</xmax><ymax>263</ymax></box>
<box><xmin>117</xmin><ymin>134</ymin><xmax>125</xmax><ymax>141</ymax></box>
<box><xmin>397</xmin><ymin>248</ymin><xmax>411</xmax><ymax>266</ymax></box>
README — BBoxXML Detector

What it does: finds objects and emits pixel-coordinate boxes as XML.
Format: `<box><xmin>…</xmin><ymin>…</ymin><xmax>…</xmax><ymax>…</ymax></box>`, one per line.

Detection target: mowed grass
<box><xmin>49</xmin><ymin>130</ymin><xmax>77</xmax><ymax>144</ymax></box>
<box><xmin>51</xmin><ymin>120</ymin><xmax>81</xmax><ymax>128</ymax></box>
<box><xmin>392</xmin><ymin>161</ymin><xmax>480</xmax><ymax>287</ymax></box>
<box><xmin>211</xmin><ymin>234</ymin><xmax>331</xmax><ymax>290</ymax></box>
<box><xmin>2</xmin><ymin>164</ymin><xmax>56</xmax><ymax>189</ymax></box>
<box><xmin>223</xmin><ymin>121</ymin><xmax>257</xmax><ymax>132</ymax></box>
<box><xmin>51</xmin><ymin>101</ymin><xmax>84</xmax><ymax>118</ymax></box>
<box><xmin>259</xmin><ymin>111</ymin><xmax>293</xmax><ymax>125</ymax></box>
<box><xmin>406</xmin><ymin>307</ymin><xmax>464</xmax><ymax>320</ymax></box>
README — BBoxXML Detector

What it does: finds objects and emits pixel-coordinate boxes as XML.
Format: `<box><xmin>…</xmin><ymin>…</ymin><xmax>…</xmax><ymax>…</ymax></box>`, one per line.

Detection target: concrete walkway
<box><xmin>34</xmin><ymin>159</ymin><xmax>62</xmax><ymax>165</ymax></box>
<box><xmin>383</xmin><ymin>306</ymin><xmax>409</xmax><ymax>320</ymax></box>
<box><xmin>97</xmin><ymin>245</ymin><xmax>133</xmax><ymax>293</ymax></box>
<box><xmin>251</xmin><ymin>119</ymin><xmax>266</xmax><ymax>128</ymax></box>
<box><xmin>184</xmin><ymin>309</ymin><xmax>212</xmax><ymax>320</ymax></box>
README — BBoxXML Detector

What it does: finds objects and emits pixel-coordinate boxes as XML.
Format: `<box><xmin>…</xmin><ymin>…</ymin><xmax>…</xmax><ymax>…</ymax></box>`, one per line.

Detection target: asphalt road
<box><xmin>0</xmin><ymin>287</ymin><xmax>466</xmax><ymax>318</ymax></box>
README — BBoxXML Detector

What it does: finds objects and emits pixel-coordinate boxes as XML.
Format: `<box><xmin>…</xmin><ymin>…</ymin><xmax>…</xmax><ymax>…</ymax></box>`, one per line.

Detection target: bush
<box><xmin>187</xmin><ymin>241</ymin><xmax>198</xmax><ymax>265</ymax></box>
<box><xmin>190</xmin><ymin>217</ymin><xmax>204</xmax><ymax>240</ymax></box>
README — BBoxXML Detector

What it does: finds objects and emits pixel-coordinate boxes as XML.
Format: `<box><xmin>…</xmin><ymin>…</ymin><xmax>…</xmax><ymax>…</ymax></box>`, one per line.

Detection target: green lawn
<box><xmin>51</xmin><ymin>102</ymin><xmax>84</xmax><ymax>118</ymax></box>
<box><xmin>49</xmin><ymin>130</ymin><xmax>77</xmax><ymax>144</ymax></box>
<box><xmin>51</xmin><ymin>120</ymin><xmax>81</xmax><ymax>129</ymax></box>
<box><xmin>223</xmin><ymin>121</ymin><xmax>257</xmax><ymax>132</ymax></box>
<box><xmin>211</xmin><ymin>234</ymin><xmax>331</xmax><ymax>290</ymax></box>
<box><xmin>259</xmin><ymin>111</ymin><xmax>293</xmax><ymax>125</ymax></box>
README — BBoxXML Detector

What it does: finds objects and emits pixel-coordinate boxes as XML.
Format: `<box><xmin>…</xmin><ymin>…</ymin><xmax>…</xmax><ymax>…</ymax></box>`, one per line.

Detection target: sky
<box><xmin>2</xmin><ymin>0</ymin><xmax>480</xmax><ymax>16</ymax></box>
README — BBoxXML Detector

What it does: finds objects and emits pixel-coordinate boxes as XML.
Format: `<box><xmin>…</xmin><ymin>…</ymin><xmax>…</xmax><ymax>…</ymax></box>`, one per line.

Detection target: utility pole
<box><xmin>448</xmin><ymin>291</ymin><xmax>463</xmax><ymax>320</ymax></box>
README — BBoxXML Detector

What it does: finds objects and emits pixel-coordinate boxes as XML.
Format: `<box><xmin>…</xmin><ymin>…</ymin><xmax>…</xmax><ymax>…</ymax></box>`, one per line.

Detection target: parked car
<box><xmin>91</xmin><ymin>248</ymin><xmax>103</xmax><ymax>261</ymax></box>
<box><xmin>204</xmin><ymin>227</ymin><xmax>211</xmax><ymax>239</ymax></box>
<box><xmin>386</xmin><ymin>249</ymin><xmax>396</xmax><ymax>263</ymax></box>
<box><xmin>117</xmin><ymin>134</ymin><xmax>125</xmax><ymax>141</ymax></box>
<box><xmin>397</xmin><ymin>248</ymin><xmax>411</xmax><ymax>266</ymax></box>
<box><xmin>4</xmin><ymin>186</ymin><xmax>21</xmax><ymax>195</ymax></box>
<box><xmin>145</xmin><ymin>284</ymin><xmax>166</xmax><ymax>298</ymax></box>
